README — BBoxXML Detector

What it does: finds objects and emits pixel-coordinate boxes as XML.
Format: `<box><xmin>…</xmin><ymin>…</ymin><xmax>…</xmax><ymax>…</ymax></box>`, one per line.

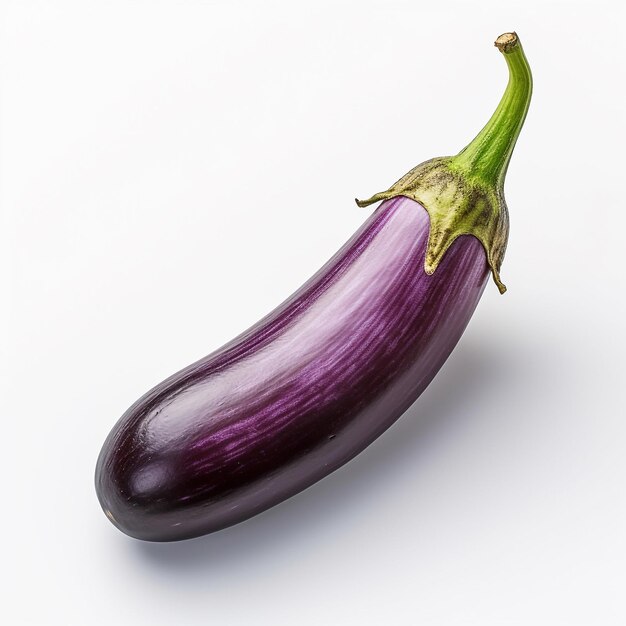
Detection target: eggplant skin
<box><xmin>95</xmin><ymin>196</ymin><xmax>488</xmax><ymax>541</ymax></box>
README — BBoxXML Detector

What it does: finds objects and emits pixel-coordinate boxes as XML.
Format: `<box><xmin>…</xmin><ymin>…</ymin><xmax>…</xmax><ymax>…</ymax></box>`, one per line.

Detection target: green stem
<box><xmin>451</xmin><ymin>32</ymin><xmax>532</xmax><ymax>189</ymax></box>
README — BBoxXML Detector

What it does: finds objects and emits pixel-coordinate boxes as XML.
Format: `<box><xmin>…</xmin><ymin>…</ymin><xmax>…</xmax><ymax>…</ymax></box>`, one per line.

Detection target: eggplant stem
<box><xmin>355</xmin><ymin>33</ymin><xmax>532</xmax><ymax>294</ymax></box>
<box><xmin>451</xmin><ymin>32</ymin><xmax>533</xmax><ymax>190</ymax></box>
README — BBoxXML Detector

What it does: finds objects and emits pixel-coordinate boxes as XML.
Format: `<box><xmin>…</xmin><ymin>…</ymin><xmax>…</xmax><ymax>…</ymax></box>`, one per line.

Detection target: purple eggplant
<box><xmin>96</xmin><ymin>32</ymin><xmax>532</xmax><ymax>541</ymax></box>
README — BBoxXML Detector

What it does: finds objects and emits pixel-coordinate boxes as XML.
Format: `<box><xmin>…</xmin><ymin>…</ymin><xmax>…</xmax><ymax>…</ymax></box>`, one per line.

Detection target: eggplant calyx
<box><xmin>356</xmin><ymin>157</ymin><xmax>508</xmax><ymax>293</ymax></box>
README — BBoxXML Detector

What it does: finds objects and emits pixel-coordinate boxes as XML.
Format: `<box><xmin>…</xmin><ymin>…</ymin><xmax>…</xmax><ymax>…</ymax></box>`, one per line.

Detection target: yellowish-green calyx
<box><xmin>356</xmin><ymin>157</ymin><xmax>509</xmax><ymax>293</ymax></box>
<box><xmin>356</xmin><ymin>32</ymin><xmax>532</xmax><ymax>294</ymax></box>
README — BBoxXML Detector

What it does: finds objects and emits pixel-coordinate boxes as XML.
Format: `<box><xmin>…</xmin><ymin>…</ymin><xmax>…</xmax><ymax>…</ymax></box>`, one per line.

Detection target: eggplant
<box><xmin>96</xmin><ymin>32</ymin><xmax>532</xmax><ymax>541</ymax></box>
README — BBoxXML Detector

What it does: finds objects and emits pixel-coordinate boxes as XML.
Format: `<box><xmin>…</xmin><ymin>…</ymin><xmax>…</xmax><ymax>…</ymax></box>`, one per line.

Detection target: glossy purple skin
<box><xmin>95</xmin><ymin>196</ymin><xmax>489</xmax><ymax>541</ymax></box>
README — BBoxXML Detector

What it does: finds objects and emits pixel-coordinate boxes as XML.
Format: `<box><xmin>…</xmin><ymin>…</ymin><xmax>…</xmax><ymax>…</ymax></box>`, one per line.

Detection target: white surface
<box><xmin>1</xmin><ymin>0</ymin><xmax>624</xmax><ymax>624</ymax></box>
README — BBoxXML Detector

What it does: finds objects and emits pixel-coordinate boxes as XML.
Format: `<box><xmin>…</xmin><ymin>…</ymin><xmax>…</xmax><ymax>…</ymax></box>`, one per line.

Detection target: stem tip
<box><xmin>495</xmin><ymin>32</ymin><xmax>519</xmax><ymax>53</ymax></box>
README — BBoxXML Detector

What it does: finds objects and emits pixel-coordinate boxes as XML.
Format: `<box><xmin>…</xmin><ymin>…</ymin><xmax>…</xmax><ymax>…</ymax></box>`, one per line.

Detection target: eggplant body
<box><xmin>96</xmin><ymin>196</ymin><xmax>488</xmax><ymax>541</ymax></box>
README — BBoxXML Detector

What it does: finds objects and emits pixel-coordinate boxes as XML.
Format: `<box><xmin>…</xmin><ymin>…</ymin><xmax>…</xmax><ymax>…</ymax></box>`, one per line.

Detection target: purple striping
<box><xmin>96</xmin><ymin>195</ymin><xmax>489</xmax><ymax>540</ymax></box>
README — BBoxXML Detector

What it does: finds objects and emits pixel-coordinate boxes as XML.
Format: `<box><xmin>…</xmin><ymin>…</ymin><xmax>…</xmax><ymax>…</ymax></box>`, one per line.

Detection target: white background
<box><xmin>1</xmin><ymin>0</ymin><xmax>624</xmax><ymax>624</ymax></box>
